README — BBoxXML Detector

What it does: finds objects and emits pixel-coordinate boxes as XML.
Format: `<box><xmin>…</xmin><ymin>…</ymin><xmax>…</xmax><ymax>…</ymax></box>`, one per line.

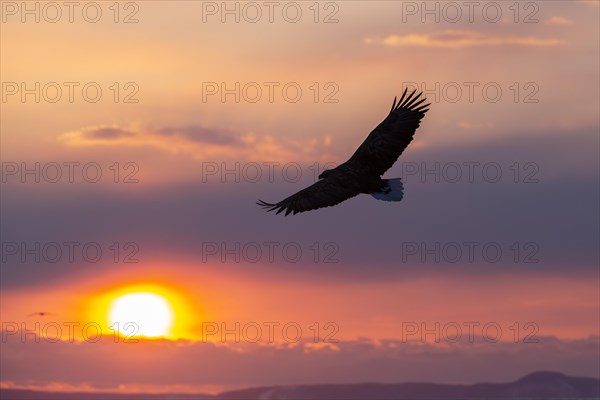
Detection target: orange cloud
<box><xmin>58</xmin><ymin>124</ymin><xmax>338</xmax><ymax>164</ymax></box>
<box><xmin>364</xmin><ymin>30</ymin><xmax>566</xmax><ymax>48</ymax></box>
<box><xmin>1</xmin><ymin>334</ymin><xmax>598</xmax><ymax>393</ymax></box>
<box><xmin>0</xmin><ymin>380</ymin><xmax>228</xmax><ymax>395</ymax></box>
<box><xmin>459</xmin><ymin>122</ymin><xmax>494</xmax><ymax>130</ymax></box>
<box><xmin>545</xmin><ymin>16</ymin><xmax>575</xmax><ymax>25</ymax></box>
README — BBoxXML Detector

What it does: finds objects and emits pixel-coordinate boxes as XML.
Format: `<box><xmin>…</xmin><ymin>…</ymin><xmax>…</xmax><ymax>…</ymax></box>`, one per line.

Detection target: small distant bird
<box><xmin>28</xmin><ymin>312</ymin><xmax>55</xmax><ymax>317</ymax></box>
<box><xmin>258</xmin><ymin>89</ymin><xmax>430</xmax><ymax>215</ymax></box>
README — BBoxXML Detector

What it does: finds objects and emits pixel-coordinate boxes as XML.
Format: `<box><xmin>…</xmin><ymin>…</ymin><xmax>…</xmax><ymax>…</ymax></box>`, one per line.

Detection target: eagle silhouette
<box><xmin>257</xmin><ymin>89</ymin><xmax>430</xmax><ymax>215</ymax></box>
<box><xmin>28</xmin><ymin>312</ymin><xmax>55</xmax><ymax>317</ymax></box>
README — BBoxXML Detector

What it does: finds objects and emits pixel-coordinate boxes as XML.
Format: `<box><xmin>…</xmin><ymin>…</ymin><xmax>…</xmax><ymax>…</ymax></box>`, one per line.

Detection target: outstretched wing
<box><xmin>348</xmin><ymin>89</ymin><xmax>430</xmax><ymax>176</ymax></box>
<box><xmin>257</xmin><ymin>178</ymin><xmax>360</xmax><ymax>216</ymax></box>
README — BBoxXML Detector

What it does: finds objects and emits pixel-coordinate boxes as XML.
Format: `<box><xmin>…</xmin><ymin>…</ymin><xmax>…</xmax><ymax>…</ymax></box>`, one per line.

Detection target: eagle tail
<box><xmin>370</xmin><ymin>178</ymin><xmax>404</xmax><ymax>202</ymax></box>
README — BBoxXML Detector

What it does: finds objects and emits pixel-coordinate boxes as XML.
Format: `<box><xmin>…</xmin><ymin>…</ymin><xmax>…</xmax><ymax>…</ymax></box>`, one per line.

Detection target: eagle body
<box><xmin>319</xmin><ymin>163</ymin><xmax>401</xmax><ymax>199</ymax></box>
<box><xmin>258</xmin><ymin>89</ymin><xmax>430</xmax><ymax>215</ymax></box>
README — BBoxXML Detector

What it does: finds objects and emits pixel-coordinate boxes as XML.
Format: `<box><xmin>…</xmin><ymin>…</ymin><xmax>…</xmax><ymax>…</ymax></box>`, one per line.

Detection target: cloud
<box><xmin>61</xmin><ymin>124</ymin><xmax>246</xmax><ymax>149</ymax></box>
<box><xmin>364</xmin><ymin>30</ymin><xmax>567</xmax><ymax>48</ymax></box>
<box><xmin>83</xmin><ymin>127</ymin><xmax>137</xmax><ymax>140</ymax></box>
<box><xmin>458</xmin><ymin>122</ymin><xmax>494</xmax><ymax>130</ymax></box>
<box><xmin>0</xmin><ymin>334</ymin><xmax>598</xmax><ymax>393</ymax></box>
<box><xmin>58</xmin><ymin>124</ymin><xmax>336</xmax><ymax>163</ymax></box>
<box><xmin>544</xmin><ymin>16</ymin><xmax>575</xmax><ymax>26</ymax></box>
<box><xmin>155</xmin><ymin>126</ymin><xmax>244</xmax><ymax>146</ymax></box>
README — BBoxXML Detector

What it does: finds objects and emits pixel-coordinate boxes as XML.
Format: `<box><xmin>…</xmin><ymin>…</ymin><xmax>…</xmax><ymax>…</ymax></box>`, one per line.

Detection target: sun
<box><xmin>109</xmin><ymin>292</ymin><xmax>173</xmax><ymax>337</ymax></box>
<box><xmin>85</xmin><ymin>281</ymin><xmax>200</xmax><ymax>340</ymax></box>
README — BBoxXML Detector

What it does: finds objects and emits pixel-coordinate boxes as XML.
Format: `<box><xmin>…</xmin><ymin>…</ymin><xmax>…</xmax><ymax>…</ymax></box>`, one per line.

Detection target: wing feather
<box><xmin>257</xmin><ymin>177</ymin><xmax>360</xmax><ymax>215</ymax></box>
<box><xmin>348</xmin><ymin>90</ymin><xmax>430</xmax><ymax>176</ymax></box>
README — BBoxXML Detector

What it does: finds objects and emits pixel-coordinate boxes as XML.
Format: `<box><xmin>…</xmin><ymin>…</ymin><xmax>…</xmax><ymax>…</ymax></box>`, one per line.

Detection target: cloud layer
<box><xmin>1</xmin><ymin>333</ymin><xmax>598</xmax><ymax>393</ymax></box>
<box><xmin>364</xmin><ymin>30</ymin><xmax>566</xmax><ymax>48</ymax></box>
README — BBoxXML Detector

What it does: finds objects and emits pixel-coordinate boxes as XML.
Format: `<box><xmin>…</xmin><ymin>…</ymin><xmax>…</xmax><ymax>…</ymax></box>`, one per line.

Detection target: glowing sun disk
<box><xmin>109</xmin><ymin>292</ymin><xmax>173</xmax><ymax>337</ymax></box>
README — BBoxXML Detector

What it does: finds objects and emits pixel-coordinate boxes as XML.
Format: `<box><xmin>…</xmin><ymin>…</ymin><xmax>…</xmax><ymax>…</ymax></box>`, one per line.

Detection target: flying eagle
<box><xmin>28</xmin><ymin>312</ymin><xmax>55</xmax><ymax>317</ymax></box>
<box><xmin>257</xmin><ymin>89</ymin><xmax>430</xmax><ymax>215</ymax></box>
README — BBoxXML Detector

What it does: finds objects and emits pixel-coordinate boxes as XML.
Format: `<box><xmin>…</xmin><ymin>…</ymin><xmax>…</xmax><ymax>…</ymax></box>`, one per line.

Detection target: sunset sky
<box><xmin>1</xmin><ymin>0</ymin><xmax>599</xmax><ymax>395</ymax></box>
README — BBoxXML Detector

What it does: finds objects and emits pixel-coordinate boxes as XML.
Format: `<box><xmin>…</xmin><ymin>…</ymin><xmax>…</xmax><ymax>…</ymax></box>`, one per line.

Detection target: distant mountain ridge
<box><xmin>2</xmin><ymin>372</ymin><xmax>598</xmax><ymax>400</ymax></box>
